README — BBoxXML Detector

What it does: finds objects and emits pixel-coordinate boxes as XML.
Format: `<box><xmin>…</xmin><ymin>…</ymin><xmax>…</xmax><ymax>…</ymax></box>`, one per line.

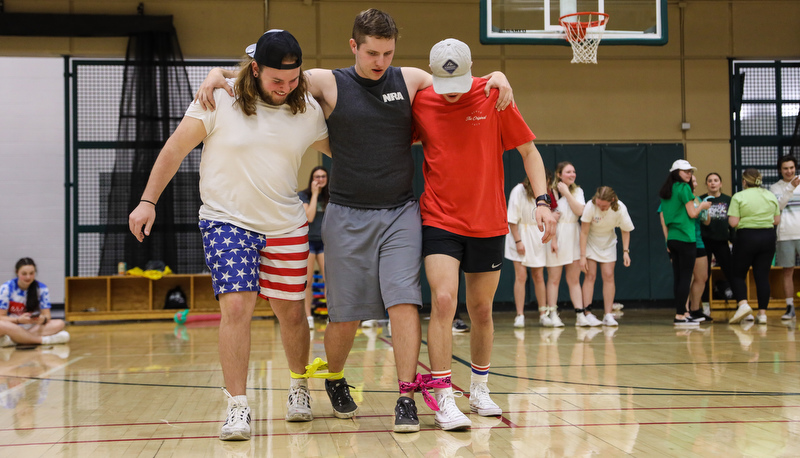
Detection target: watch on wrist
<box><xmin>535</xmin><ymin>194</ymin><xmax>551</xmax><ymax>206</ymax></box>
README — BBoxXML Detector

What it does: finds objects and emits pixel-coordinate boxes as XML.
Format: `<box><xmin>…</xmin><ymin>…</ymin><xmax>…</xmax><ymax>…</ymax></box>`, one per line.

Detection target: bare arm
<box><xmin>621</xmin><ymin>231</ymin><xmax>631</xmax><ymax>267</ymax></box>
<box><xmin>557</xmin><ymin>182</ymin><xmax>585</xmax><ymax>216</ymax></box>
<box><xmin>509</xmin><ymin>223</ymin><xmax>525</xmax><ymax>256</ymax></box>
<box><xmin>518</xmin><ymin>141</ymin><xmax>556</xmax><ymax>243</ymax></box>
<box><xmin>194</xmin><ymin>68</ymin><xmax>236</xmax><ymax>110</ymax></box>
<box><xmin>579</xmin><ymin>221</ymin><xmax>591</xmax><ymax>272</ymax></box>
<box><xmin>128</xmin><ymin>117</ymin><xmax>207</xmax><ymax>242</ymax></box>
<box><xmin>479</xmin><ymin>71</ymin><xmax>514</xmax><ymax>110</ymax></box>
<box><xmin>685</xmin><ymin>200</ymin><xmax>711</xmax><ymax>219</ymax></box>
<box><xmin>659</xmin><ymin>212</ymin><xmax>668</xmax><ymax>241</ymax></box>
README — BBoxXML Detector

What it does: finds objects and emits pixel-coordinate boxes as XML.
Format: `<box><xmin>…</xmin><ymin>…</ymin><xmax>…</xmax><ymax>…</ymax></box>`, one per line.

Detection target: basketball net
<box><xmin>559</xmin><ymin>12</ymin><xmax>609</xmax><ymax>64</ymax></box>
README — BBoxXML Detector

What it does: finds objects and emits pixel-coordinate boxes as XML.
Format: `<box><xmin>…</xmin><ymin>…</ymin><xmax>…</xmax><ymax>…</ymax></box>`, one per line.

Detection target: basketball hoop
<box><xmin>559</xmin><ymin>12</ymin><xmax>610</xmax><ymax>64</ymax></box>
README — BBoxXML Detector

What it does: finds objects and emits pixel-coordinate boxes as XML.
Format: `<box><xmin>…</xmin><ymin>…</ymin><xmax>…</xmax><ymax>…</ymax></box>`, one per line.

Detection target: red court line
<box><xmin>4</xmin><ymin>419</ymin><xmax>800</xmax><ymax>448</ymax></box>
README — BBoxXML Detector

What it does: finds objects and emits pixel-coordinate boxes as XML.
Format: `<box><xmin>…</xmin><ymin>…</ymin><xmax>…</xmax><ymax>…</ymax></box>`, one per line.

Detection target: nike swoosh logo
<box><xmin>492</xmin><ymin>262</ymin><xmax>502</xmax><ymax>268</ymax></box>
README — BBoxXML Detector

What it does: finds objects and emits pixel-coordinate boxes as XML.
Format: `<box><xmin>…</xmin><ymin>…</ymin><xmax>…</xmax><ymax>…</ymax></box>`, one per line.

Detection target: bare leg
<box><xmin>218</xmin><ymin>291</ymin><xmax>257</xmax><ymax>396</ymax></box>
<box><xmin>426</xmin><ymin>254</ymin><xmax>461</xmax><ymax>373</ymax></box>
<box><xmin>546</xmin><ymin>265</ymin><xmax>563</xmax><ymax>308</ymax></box>
<box><xmin>565</xmin><ymin>261</ymin><xmax>584</xmax><ymax>309</ymax></box>
<box><xmin>269</xmin><ymin>298</ymin><xmax>310</xmax><ymax>374</ymax></box>
<box><xmin>531</xmin><ymin>267</ymin><xmax>546</xmax><ymax>317</ymax></box>
<box><xmin>600</xmin><ymin>262</ymin><xmax>616</xmax><ymax>316</ymax></box>
<box><xmin>387</xmin><ymin>303</ymin><xmax>421</xmax><ymax>397</ymax></box>
<box><xmin>582</xmin><ymin>259</ymin><xmax>598</xmax><ymax>314</ymax></box>
<box><xmin>464</xmin><ymin>271</ymin><xmax>502</xmax><ymax>366</ymax></box>
<box><xmin>513</xmin><ymin>261</ymin><xmax>528</xmax><ymax>316</ymax></box>
<box><xmin>323</xmin><ymin>320</ymin><xmax>360</xmax><ymax>373</ymax></box>
<box><xmin>783</xmin><ymin>267</ymin><xmax>794</xmax><ymax>299</ymax></box>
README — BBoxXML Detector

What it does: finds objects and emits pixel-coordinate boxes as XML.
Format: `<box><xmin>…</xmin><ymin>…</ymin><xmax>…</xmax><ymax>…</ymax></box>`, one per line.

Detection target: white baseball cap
<box><xmin>429</xmin><ymin>38</ymin><xmax>473</xmax><ymax>95</ymax></box>
<box><xmin>670</xmin><ymin>159</ymin><xmax>697</xmax><ymax>172</ymax></box>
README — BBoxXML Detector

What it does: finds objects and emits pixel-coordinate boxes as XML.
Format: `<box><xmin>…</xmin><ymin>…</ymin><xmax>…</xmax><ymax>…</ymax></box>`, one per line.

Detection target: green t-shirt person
<box><xmin>728</xmin><ymin>188</ymin><xmax>780</xmax><ymax>229</ymax></box>
<box><xmin>661</xmin><ymin>182</ymin><xmax>697</xmax><ymax>242</ymax></box>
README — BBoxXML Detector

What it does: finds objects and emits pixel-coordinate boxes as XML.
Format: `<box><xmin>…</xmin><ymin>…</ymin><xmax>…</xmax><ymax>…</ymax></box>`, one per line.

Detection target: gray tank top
<box><xmin>326</xmin><ymin>66</ymin><xmax>414</xmax><ymax>209</ymax></box>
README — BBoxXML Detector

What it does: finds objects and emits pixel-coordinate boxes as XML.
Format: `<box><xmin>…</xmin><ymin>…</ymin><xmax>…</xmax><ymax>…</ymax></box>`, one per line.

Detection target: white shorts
<box><xmin>546</xmin><ymin>221</ymin><xmax>581</xmax><ymax>267</ymax></box>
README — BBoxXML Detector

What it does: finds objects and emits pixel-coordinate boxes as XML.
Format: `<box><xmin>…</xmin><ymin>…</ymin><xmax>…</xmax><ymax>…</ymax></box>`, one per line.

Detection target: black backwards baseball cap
<box><xmin>245</xmin><ymin>29</ymin><xmax>302</xmax><ymax>69</ymax></box>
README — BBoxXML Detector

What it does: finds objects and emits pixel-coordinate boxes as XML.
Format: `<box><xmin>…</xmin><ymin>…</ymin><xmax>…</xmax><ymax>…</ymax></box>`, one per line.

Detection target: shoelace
<box><xmin>289</xmin><ymin>385</ymin><xmax>311</xmax><ymax>408</ymax></box>
<box><xmin>329</xmin><ymin>380</ymin><xmax>355</xmax><ymax>405</ymax></box>
<box><xmin>396</xmin><ymin>399</ymin><xmax>417</xmax><ymax>419</ymax></box>
<box><xmin>470</xmin><ymin>384</ymin><xmax>493</xmax><ymax>406</ymax></box>
<box><xmin>438</xmin><ymin>392</ymin><xmax>465</xmax><ymax>417</ymax></box>
<box><xmin>221</xmin><ymin>387</ymin><xmax>249</xmax><ymax>425</ymax></box>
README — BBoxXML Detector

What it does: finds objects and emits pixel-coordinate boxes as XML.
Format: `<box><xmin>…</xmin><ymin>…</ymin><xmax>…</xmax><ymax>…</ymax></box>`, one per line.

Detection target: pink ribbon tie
<box><xmin>398</xmin><ymin>374</ymin><xmax>451</xmax><ymax>411</ymax></box>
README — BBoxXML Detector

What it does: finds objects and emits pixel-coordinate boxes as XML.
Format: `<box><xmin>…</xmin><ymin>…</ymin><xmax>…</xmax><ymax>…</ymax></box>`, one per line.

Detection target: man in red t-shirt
<box><xmin>411</xmin><ymin>38</ymin><xmax>555</xmax><ymax>430</ymax></box>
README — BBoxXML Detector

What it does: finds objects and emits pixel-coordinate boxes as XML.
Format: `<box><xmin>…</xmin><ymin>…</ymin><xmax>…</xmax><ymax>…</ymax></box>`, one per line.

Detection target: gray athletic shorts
<box><xmin>322</xmin><ymin>201</ymin><xmax>423</xmax><ymax>322</ymax></box>
<box><xmin>775</xmin><ymin>239</ymin><xmax>800</xmax><ymax>267</ymax></box>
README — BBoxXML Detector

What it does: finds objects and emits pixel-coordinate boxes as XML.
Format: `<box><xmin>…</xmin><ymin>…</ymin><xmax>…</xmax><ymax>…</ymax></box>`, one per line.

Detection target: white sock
<box><xmin>290</xmin><ymin>377</ymin><xmax>308</xmax><ymax>389</ymax></box>
<box><xmin>229</xmin><ymin>394</ymin><xmax>248</xmax><ymax>408</ymax></box>
<box><xmin>787</xmin><ymin>298</ymin><xmax>794</xmax><ymax>307</ymax></box>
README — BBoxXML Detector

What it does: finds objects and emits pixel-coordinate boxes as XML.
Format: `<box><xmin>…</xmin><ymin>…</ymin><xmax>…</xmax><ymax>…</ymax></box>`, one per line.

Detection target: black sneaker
<box><xmin>690</xmin><ymin>310</ymin><xmax>713</xmax><ymax>323</ymax></box>
<box><xmin>393</xmin><ymin>397</ymin><xmax>420</xmax><ymax>433</ymax></box>
<box><xmin>325</xmin><ymin>378</ymin><xmax>358</xmax><ymax>418</ymax></box>
<box><xmin>452</xmin><ymin>318</ymin><xmax>470</xmax><ymax>332</ymax></box>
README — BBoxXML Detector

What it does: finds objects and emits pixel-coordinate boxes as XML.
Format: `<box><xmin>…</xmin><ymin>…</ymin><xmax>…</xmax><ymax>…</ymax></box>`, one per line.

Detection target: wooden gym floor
<box><xmin>0</xmin><ymin>308</ymin><xmax>798</xmax><ymax>457</ymax></box>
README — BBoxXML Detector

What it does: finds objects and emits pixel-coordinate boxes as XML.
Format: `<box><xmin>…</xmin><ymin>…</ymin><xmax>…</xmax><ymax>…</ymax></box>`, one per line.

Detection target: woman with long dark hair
<box><xmin>298</xmin><ymin>166</ymin><xmax>330</xmax><ymax>328</ymax></box>
<box><xmin>0</xmin><ymin>258</ymin><xmax>69</xmax><ymax>347</ymax></box>
<box><xmin>728</xmin><ymin>168</ymin><xmax>781</xmax><ymax>324</ymax></box>
<box><xmin>699</xmin><ymin>172</ymin><xmax>734</xmax><ymax>315</ymax></box>
<box><xmin>659</xmin><ymin>160</ymin><xmax>711</xmax><ymax>326</ymax></box>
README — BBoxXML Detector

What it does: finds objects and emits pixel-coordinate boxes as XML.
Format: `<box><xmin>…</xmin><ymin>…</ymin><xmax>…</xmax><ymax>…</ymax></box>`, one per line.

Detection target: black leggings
<box><xmin>668</xmin><ymin>240</ymin><xmax>696</xmax><ymax>315</ymax></box>
<box><xmin>731</xmin><ymin>228</ymin><xmax>777</xmax><ymax>310</ymax></box>
<box><xmin>702</xmin><ymin>237</ymin><xmax>734</xmax><ymax>301</ymax></box>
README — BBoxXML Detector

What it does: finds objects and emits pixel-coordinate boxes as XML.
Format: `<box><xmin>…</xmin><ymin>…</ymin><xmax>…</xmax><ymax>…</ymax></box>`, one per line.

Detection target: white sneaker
<box><xmin>743</xmin><ymin>314</ymin><xmax>755</xmax><ymax>321</ymax></box>
<box><xmin>539</xmin><ymin>313</ymin><xmax>554</xmax><ymax>327</ymax></box>
<box><xmin>575</xmin><ymin>312</ymin><xmax>590</xmax><ymax>327</ymax></box>
<box><xmin>361</xmin><ymin>319</ymin><xmax>378</xmax><ymax>328</ymax></box>
<box><xmin>584</xmin><ymin>313</ymin><xmax>603</xmax><ymax>327</ymax></box>
<box><xmin>549</xmin><ymin>307</ymin><xmax>565</xmax><ymax>327</ymax></box>
<box><xmin>469</xmin><ymin>382</ymin><xmax>502</xmax><ymax>416</ymax></box>
<box><xmin>286</xmin><ymin>382</ymin><xmax>313</xmax><ymax>422</ymax></box>
<box><xmin>41</xmin><ymin>330</ymin><xmax>70</xmax><ymax>345</ymax></box>
<box><xmin>514</xmin><ymin>314</ymin><xmax>525</xmax><ymax>328</ymax></box>
<box><xmin>307</xmin><ymin>315</ymin><xmax>314</xmax><ymax>329</ymax></box>
<box><xmin>220</xmin><ymin>388</ymin><xmax>252</xmax><ymax>441</ymax></box>
<box><xmin>602</xmin><ymin>313</ymin><xmax>618</xmax><ymax>326</ymax></box>
<box><xmin>434</xmin><ymin>389</ymin><xmax>472</xmax><ymax>431</ymax></box>
<box><xmin>0</xmin><ymin>335</ymin><xmax>15</xmax><ymax>347</ymax></box>
<box><xmin>729</xmin><ymin>303</ymin><xmax>753</xmax><ymax>324</ymax></box>
<box><xmin>756</xmin><ymin>314</ymin><xmax>767</xmax><ymax>325</ymax></box>
<box><xmin>612</xmin><ymin>302</ymin><xmax>625</xmax><ymax>311</ymax></box>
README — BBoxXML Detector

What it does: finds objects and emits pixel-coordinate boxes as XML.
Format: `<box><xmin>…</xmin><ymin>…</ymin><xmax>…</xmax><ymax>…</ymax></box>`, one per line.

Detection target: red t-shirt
<box><xmin>412</xmin><ymin>78</ymin><xmax>536</xmax><ymax>237</ymax></box>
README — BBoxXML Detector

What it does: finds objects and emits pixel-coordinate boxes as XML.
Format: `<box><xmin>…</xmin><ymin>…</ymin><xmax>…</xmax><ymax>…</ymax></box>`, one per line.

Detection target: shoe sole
<box><xmin>435</xmin><ymin>418</ymin><xmax>472</xmax><ymax>431</ymax></box>
<box><xmin>285</xmin><ymin>412</ymin><xmax>313</xmax><ymax>422</ymax></box>
<box><xmin>602</xmin><ymin>322</ymin><xmax>619</xmax><ymax>327</ymax></box>
<box><xmin>332</xmin><ymin>407</ymin><xmax>358</xmax><ymax>419</ymax></box>
<box><xmin>219</xmin><ymin>431</ymin><xmax>251</xmax><ymax>441</ymax></box>
<box><xmin>452</xmin><ymin>329</ymin><xmax>469</xmax><ymax>333</ymax></box>
<box><xmin>729</xmin><ymin>309</ymin><xmax>752</xmax><ymax>324</ymax></box>
<box><xmin>393</xmin><ymin>423</ymin><xmax>420</xmax><ymax>433</ymax></box>
<box><xmin>781</xmin><ymin>315</ymin><xmax>796</xmax><ymax>320</ymax></box>
<box><xmin>470</xmin><ymin>405</ymin><xmax>502</xmax><ymax>416</ymax></box>
<box><xmin>674</xmin><ymin>322</ymin><xmax>700</xmax><ymax>327</ymax></box>
<box><xmin>551</xmin><ymin>321</ymin><xmax>565</xmax><ymax>327</ymax></box>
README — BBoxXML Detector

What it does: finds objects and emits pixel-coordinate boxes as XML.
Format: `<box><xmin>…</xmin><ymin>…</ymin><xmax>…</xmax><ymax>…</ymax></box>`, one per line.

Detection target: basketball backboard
<box><xmin>480</xmin><ymin>0</ymin><xmax>667</xmax><ymax>45</ymax></box>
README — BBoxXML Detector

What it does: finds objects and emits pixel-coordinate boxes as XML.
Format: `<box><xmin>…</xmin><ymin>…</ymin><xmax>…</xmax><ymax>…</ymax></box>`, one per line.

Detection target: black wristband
<box><xmin>515</xmin><ymin>239</ymin><xmax>522</xmax><ymax>244</ymax></box>
<box><xmin>141</xmin><ymin>199</ymin><xmax>156</xmax><ymax>206</ymax></box>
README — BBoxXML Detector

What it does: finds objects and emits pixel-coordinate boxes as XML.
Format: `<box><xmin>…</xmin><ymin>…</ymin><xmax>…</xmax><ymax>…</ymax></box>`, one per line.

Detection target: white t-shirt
<box><xmin>581</xmin><ymin>200</ymin><xmax>635</xmax><ymax>262</ymax></box>
<box><xmin>770</xmin><ymin>179</ymin><xmax>800</xmax><ymax>241</ymax></box>
<box><xmin>185</xmin><ymin>85</ymin><xmax>328</xmax><ymax>236</ymax></box>
<box><xmin>504</xmin><ymin>183</ymin><xmax>546</xmax><ymax>267</ymax></box>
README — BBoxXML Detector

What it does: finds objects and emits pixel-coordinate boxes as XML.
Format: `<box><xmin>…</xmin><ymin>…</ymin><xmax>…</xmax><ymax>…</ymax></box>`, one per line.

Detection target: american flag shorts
<box><xmin>199</xmin><ymin>220</ymin><xmax>309</xmax><ymax>301</ymax></box>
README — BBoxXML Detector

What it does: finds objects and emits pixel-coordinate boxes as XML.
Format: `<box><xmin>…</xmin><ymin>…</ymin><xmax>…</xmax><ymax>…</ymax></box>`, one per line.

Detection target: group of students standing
<box><xmin>660</xmin><ymin>157</ymin><xmax>800</xmax><ymax>327</ymax></box>
<box><xmin>506</xmin><ymin>162</ymin><xmax>635</xmax><ymax>329</ymax></box>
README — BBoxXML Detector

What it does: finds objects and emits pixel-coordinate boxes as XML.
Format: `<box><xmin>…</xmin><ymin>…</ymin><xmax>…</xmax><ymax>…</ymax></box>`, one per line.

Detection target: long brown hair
<box><xmin>522</xmin><ymin>169</ymin><xmax>553</xmax><ymax>200</ymax></box>
<box><xmin>233</xmin><ymin>57</ymin><xmax>308</xmax><ymax>116</ymax></box>
<box><xmin>553</xmin><ymin>161</ymin><xmax>579</xmax><ymax>194</ymax></box>
<box><xmin>592</xmin><ymin>186</ymin><xmax>620</xmax><ymax>211</ymax></box>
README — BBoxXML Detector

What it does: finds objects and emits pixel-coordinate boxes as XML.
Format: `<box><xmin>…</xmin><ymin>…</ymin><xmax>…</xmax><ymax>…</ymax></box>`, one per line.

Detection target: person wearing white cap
<box><xmin>129</xmin><ymin>29</ymin><xmax>330</xmax><ymax>440</ymax></box>
<box><xmin>194</xmin><ymin>10</ymin><xmax>518</xmax><ymax>434</ymax></box>
<box><xmin>412</xmin><ymin>38</ymin><xmax>556</xmax><ymax>431</ymax></box>
<box><xmin>659</xmin><ymin>159</ymin><xmax>712</xmax><ymax>326</ymax></box>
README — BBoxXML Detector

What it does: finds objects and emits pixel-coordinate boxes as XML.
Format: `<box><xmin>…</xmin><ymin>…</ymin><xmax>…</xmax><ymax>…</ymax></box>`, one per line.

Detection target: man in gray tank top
<box><xmin>196</xmin><ymin>8</ymin><xmax>515</xmax><ymax>434</ymax></box>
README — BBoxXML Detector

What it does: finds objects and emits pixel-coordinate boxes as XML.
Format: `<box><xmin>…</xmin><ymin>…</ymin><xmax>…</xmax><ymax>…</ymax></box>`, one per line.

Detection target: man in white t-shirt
<box><xmin>771</xmin><ymin>155</ymin><xmax>800</xmax><ymax>320</ymax></box>
<box><xmin>128</xmin><ymin>30</ymin><xmax>330</xmax><ymax>441</ymax></box>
